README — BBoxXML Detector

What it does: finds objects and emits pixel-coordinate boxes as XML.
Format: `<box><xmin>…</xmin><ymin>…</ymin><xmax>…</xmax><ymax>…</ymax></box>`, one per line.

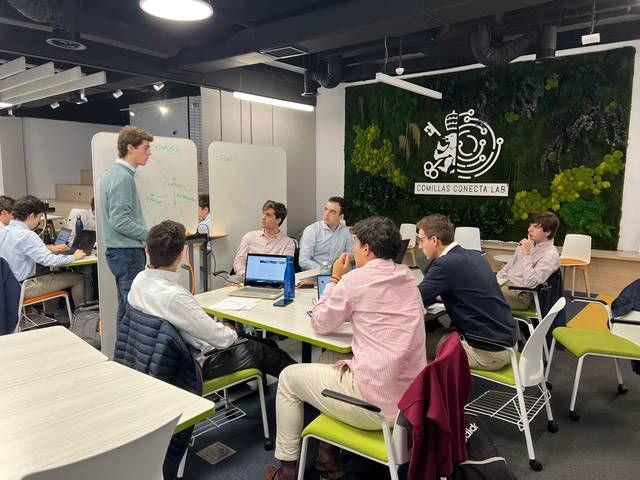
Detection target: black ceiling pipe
<box><xmin>470</xmin><ymin>24</ymin><xmax>537</xmax><ymax>67</ymax></box>
<box><xmin>536</xmin><ymin>25</ymin><xmax>558</xmax><ymax>62</ymax></box>
<box><xmin>307</xmin><ymin>57</ymin><xmax>343</xmax><ymax>90</ymax></box>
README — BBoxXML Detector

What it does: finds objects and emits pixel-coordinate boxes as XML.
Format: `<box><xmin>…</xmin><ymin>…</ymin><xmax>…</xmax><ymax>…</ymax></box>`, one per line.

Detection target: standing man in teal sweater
<box><xmin>100</xmin><ymin>126</ymin><xmax>153</xmax><ymax>326</ymax></box>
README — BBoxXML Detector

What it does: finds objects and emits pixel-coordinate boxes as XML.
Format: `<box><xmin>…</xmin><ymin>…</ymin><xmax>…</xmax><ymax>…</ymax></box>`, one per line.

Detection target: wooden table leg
<box><xmin>571</xmin><ymin>266</ymin><xmax>576</xmax><ymax>296</ymax></box>
<box><xmin>582</xmin><ymin>267</ymin><xmax>591</xmax><ymax>297</ymax></box>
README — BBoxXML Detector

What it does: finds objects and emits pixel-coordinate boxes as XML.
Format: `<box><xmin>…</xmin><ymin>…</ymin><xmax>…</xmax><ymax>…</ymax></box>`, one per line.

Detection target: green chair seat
<box><xmin>512</xmin><ymin>309</ymin><xmax>538</xmax><ymax>318</ymax></box>
<box><xmin>302</xmin><ymin>414</ymin><xmax>387</xmax><ymax>462</ymax></box>
<box><xmin>471</xmin><ymin>353</ymin><xmax>520</xmax><ymax>386</ymax></box>
<box><xmin>202</xmin><ymin>368</ymin><xmax>262</xmax><ymax>396</ymax></box>
<box><xmin>553</xmin><ymin>328</ymin><xmax>640</xmax><ymax>359</ymax></box>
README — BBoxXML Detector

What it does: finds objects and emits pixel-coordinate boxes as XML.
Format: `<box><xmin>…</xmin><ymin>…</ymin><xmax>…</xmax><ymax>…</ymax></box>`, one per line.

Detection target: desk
<box><xmin>0</xmin><ymin>328</ymin><xmax>214</xmax><ymax>480</ymax></box>
<box><xmin>63</xmin><ymin>255</ymin><xmax>98</xmax><ymax>267</ymax></box>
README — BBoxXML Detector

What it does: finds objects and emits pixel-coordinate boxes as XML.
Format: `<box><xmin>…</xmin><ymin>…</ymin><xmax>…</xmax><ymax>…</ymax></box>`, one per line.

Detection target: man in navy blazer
<box><xmin>417</xmin><ymin>214</ymin><xmax>516</xmax><ymax>370</ymax></box>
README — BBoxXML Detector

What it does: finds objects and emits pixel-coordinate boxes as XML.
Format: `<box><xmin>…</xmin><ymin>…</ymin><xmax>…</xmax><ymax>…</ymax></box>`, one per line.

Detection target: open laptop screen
<box><xmin>54</xmin><ymin>228</ymin><xmax>72</xmax><ymax>245</ymax></box>
<box><xmin>317</xmin><ymin>274</ymin><xmax>331</xmax><ymax>298</ymax></box>
<box><xmin>244</xmin><ymin>254</ymin><xmax>287</xmax><ymax>287</ymax></box>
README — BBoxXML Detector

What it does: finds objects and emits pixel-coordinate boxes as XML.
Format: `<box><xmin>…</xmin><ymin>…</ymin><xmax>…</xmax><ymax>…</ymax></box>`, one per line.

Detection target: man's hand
<box><xmin>332</xmin><ymin>253</ymin><xmax>352</xmax><ymax>281</ymax></box>
<box><xmin>73</xmin><ymin>249</ymin><xmax>87</xmax><ymax>260</ymax></box>
<box><xmin>48</xmin><ymin>244</ymin><xmax>69</xmax><ymax>254</ymax></box>
<box><xmin>519</xmin><ymin>237</ymin><xmax>532</xmax><ymax>256</ymax></box>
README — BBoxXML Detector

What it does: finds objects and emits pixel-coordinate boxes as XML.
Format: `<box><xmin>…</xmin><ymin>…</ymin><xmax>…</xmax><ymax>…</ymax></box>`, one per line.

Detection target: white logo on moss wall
<box><xmin>415</xmin><ymin>109</ymin><xmax>508</xmax><ymax>197</ymax></box>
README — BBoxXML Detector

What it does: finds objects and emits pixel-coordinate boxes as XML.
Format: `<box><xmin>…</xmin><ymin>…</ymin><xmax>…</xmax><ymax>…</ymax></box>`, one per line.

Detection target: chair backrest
<box><xmin>560</xmin><ymin>234</ymin><xmax>592</xmax><ymax>263</ymax></box>
<box><xmin>399</xmin><ymin>223</ymin><xmax>417</xmax><ymax>247</ymax></box>
<box><xmin>454</xmin><ymin>227</ymin><xmax>482</xmax><ymax>251</ymax></box>
<box><xmin>22</xmin><ymin>415</ymin><xmax>180</xmax><ymax>480</ymax></box>
<box><xmin>519</xmin><ymin>297</ymin><xmax>566</xmax><ymax>387</ymax></box>
<box><xmin>0</xmin><ymin>257</ymin><xmax>19</xmax><ymax>335</ymax></box>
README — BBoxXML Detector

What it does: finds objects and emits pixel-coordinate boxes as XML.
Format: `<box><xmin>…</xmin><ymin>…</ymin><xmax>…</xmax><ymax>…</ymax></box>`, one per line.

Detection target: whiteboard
<box><xmin>92</xmin><ymin>132</ymin><xmax>199</xmax><ymax>357</ymax></box>
<box><xmin>209</xmin><ymin>142</ymin><xmax>287</xmax><ymax>284</ymax></box>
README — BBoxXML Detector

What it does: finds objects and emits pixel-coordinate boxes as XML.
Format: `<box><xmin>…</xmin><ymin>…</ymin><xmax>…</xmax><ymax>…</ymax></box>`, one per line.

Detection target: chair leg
<box><xmin>515</xmin><ymin>386</ymin><xmax>541</xmax><ymax>471</ymax></box>
<box><xmin>613</xmin><ymin>358</ymin><xmax>629</xmax><ymax>394</ymax></box>
<box><xmin>544</xmin><ymin>338</ymin><xmax>556</xmax><ymax>382</ymax></box>
<box><xmin>410</xmin><ymin>249</ymin><xmax>417</xmax><ymax>267</ymax></box>
<box><xmin>388</xmin><ymin>463</ymin><xmax>400</xmax><ymax>480</ymax></box>
<box><xmin>257</xmin><ymin>376</ymin><xmax>273</xmax><ymax>450</ymax></box>
<box><xmin>177</xmin><ymin>446</ymin><xmax>188</xmax><ymax>478</ymax></box>
<box><xmin>64</xmin><ymin>295</ymin><xmax>74</xmax><ymax>331</ymax></box>
<box><xmin>582</xmin><ymin>268</ymin><xmax>591</xmax><ymax>297</ymax></box>
<box><xmin>540</xmin><ymin>382</ymin><xmax>558</xmax><ymax>432</ymax></box>
<box><xmin>571</xmin><ymin>267</ymin><xmax>576</xmax><ymax>297</ymax></box>
<box><xmin>569</xmin><ymin>357</ymin><xmax>585</xmax><ymax>421</ymax></box>
<box><xmin>297</xmin><ymin>436</ymin><xmax>309</xmax><ymax>480</ymax></box>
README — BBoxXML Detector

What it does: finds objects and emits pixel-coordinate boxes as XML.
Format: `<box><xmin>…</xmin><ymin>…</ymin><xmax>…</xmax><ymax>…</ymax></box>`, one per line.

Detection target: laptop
<box><xmin>70</xmin><ymin>229</ymin><xmax>96</xmax><ymax>255</ymax></box>
<box><xmin>317</xmin><ymin>274</ymin><xmax>331</xmax><ymax>298</ymax></box>
<box><xmin>394</xmin><ymin>238</ymin><xmax>410</xmax><ymax>264</ymax></box>
<box><xmin>229</xmin><ymin>253</ymin><xmax>287</xmax><ymax>299</ymax></box>
<box><xmin>54</xmin><ymin>227</ymin><xmax>72</xmax><ymax>245</ymax></box>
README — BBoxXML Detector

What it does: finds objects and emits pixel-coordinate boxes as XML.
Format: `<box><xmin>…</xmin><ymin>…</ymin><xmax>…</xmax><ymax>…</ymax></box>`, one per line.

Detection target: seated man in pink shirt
<box><xmin>233</xmin><ymin>200</ymin><xmax>295</xmax><ymax>278</ymax></box>
<box><xmin>497</xmin><ymin>212</ymin><xmax>560</xmax><ymax>310</ymax></box>
<box><xmin>264</xmin><ymin>216</ymin><xmax>427</xmax><ymax>480</ymax></box>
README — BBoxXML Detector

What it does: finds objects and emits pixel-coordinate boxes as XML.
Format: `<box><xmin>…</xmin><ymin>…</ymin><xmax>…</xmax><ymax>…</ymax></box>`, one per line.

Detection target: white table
<box><xmin>0</xmin><ymin>326</ymin><xmax>107</xmax><ymax>391</ymax></box>
<box><xmin>494</xmin><ymin>254</ymin><xmax>514</xmax><ymax>264</ymax></box>
<box><xmin>0</xmin><ymin>327</ymin><xmax>215</xmax><ymax>480</ymax></box>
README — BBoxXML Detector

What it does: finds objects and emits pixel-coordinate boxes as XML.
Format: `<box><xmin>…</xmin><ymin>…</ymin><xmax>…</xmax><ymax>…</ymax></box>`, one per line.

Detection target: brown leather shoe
<box><xmin>264</xmin><ymin>464</ymin><xmax>280</xmax><ymax>480</ymax></box>
<box><xmin>264</xmin><ymin>463</ymin><xmax>296</xmax><ymax>480</ymax></box>
<box><xmin>314</xmin><ymin>454</ymin><xmax>348</xmax><ymax>479</ymax></box>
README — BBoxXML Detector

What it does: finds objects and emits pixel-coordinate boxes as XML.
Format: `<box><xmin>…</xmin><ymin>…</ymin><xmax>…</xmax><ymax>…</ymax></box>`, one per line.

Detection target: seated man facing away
<box><xmin>497</xmin><ymin>212</ymin><xmax>560</xmax><ymax>311</ymax></box>
<box><xmin>233</xmin><ymin>200</ymin><xmax>295</xmax><ymax>278</ymax></box>
<box><xmin>0</xmin><ymin>195</ymin><xmax>14</xmax><ymax>229</ymax></box>
<box><xmin>264</xmin><ymin>216</ymin><xmax>427</xmax><ymax>480</ymax></box>
<box><xmin>298</xmin><ymin>196</ymin><xmax>354</xmax><ymax>271</ymax></box>
<box><xmin>128</xmin><ymin>220</ymin><xmax>296</xmax><ymax>380</ymax></box>
<box><xmin>417</xmin><ymin>214</ymin><xmax>516</xmax><ymax>371</ymax></box>
<box><xmin>198</xmin><ymin>194</ymin><xmax>211</xmax><ymax>232</ymax></box>
<box><xmin>0</xmin><ymin>195</ymin><xmax>86</xmax><ymax>306</ymax></box>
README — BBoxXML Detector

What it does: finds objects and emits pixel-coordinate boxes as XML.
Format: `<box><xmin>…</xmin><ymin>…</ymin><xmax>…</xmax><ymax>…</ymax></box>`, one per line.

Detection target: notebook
<box><xmin>229</xmin><ymin>253</ymin><xmax>287</xmax><ymax>300</ymax></box>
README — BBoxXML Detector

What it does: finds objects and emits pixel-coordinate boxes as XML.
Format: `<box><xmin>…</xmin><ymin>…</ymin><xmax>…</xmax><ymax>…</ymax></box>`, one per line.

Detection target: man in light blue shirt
<box><xmin>0</xmin><ymin>196</ymin><xmax>86</xmax><ymax>306</ymax></box>
<box><xmin>198</xmin><ymin>194</ymin><xmax>211</xmax><ymax>233</ymax></box>
<box><xmin>299</xmin><ymin>196</ymin><xmax>354</xmax><ymax>271</ymax></box>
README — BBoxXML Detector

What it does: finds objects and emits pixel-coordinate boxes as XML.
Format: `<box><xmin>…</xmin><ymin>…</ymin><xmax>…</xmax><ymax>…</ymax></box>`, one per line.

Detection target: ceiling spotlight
<box><xmin>140</xmin><ymin>0</ymin><xmax>213</xmax><ymax>22</ymax></box>
<box><xmin>396</xmin><ymin>37</ymin><xmax>405</xmax><ymax>76</ymax></box>
<box><xmin>72</xmin><ymin>89</ymin><xmax>88</xmax><ymax>105</ymax></box>
<box><xmin>395</xmin><ymin>66</ymin><xmax>405</xmax><ymax>76</ymax></box>
<box><xmin>0</xmin><ymin>101</ymin><xmax>13</xmax><ymax>109</ymax></box>
<box><xmin>129</xmin><ymin>111</ymin><xmax>136</xmax><ymax>117</ymax></box>
<box><xmin>8</xmin><ymin>109</ymin><xmax>13</xmax><ymax>116</ymax></box>
<box><xmin>153</xmin><ymin>82</ymin><xmax>165</xmax><ymax>92</ymax></box>
<box><xmin>50</xmin><ymin>101</ymin><xmax>60</xmax><ymax>109</ymax></box>
<box><xmin>112</xmin><ymin>89</ymin><xmax>123</xmax><ymax>99</ymax></box>
<box><xmin>159</xmin><ymin>106</ymin><xmax>168</xmax><ymax>115</ymax></box>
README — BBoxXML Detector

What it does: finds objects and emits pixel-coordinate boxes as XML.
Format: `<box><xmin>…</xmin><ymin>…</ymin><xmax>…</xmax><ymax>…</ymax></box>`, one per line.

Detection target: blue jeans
<box><xmin>105</xmin><ymin>248</ymin><xmax>146</xmax><ymax>326</ymax></box>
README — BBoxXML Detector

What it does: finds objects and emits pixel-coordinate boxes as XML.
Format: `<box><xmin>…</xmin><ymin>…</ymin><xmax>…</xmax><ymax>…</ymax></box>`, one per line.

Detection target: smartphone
<box><xmin>273</xmin><ymin>297</ymin><xmax>294</xmax><ymax>307</ymax></box>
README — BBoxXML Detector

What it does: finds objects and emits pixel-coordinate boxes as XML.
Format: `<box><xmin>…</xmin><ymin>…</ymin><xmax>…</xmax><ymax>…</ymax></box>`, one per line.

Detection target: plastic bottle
<box><xmin>320</xmin><ymin>261</ymin><xmax>331</xmax><ymax>275</ymax></box>
<box><xmin>75</xmin><ymin>215</ymin><xmax>84</xmax><ymax>238</ymax></box>
<box><xmin>284</xmin><ymin>256</ymin><xmax>295</xmax><ymax>301</ymax></box>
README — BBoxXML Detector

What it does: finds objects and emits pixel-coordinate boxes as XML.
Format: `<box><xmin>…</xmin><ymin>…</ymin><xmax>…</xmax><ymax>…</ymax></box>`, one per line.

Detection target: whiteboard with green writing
<box><xmin>92</xmin><ymin>132</ymin><xmax>198</xmax><ymax>358</ymax></box>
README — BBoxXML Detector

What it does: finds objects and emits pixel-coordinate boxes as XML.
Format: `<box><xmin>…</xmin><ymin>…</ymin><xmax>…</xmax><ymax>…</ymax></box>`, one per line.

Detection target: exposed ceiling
<box><xmin>2</xmin><ymin>0</ymin><xmax>640</xmax><ymax>119</ymax></box>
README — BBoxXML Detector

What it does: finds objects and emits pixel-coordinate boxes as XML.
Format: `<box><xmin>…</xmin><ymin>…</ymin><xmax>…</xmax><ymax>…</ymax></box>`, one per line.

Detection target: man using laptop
<box><xmin>299</xmin><ymin>196</ymin><xmax>353</xmax><ymax>271</ymax></box>
<box><xmin>0</xmin><ymin>196</ymin><xmax>86</xmax><ymax>307</ymax></box>
<box><xmin>128</xmin><ymin>220</ymin><xmax>295</xmax><ymax>380</ymax></box>
<box><xmin>233</xmin><ymin>200</ymin><xmax>295</xmax><ymax>278</ymax></box>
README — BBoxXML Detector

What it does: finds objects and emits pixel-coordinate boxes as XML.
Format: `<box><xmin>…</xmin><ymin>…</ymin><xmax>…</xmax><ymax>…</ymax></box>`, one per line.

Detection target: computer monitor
<box><xmin>244</xmin><ymin>253</ymin><xmax>287</xmax><ymax>288</ymax></box>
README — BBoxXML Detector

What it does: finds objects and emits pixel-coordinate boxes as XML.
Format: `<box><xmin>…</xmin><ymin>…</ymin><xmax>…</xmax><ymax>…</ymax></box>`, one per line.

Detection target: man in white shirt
<box><xmin>0</xmin><ymin>195</ymin><xmax>14</xmax><ymax>229</ymax></box>
<box><xmin>233</xmin><ymin>200</ymin><xmax>295</xmax><ymax>278</ymax></box>
<box><xmin>68</xmin><ymin>197</ymin><xmax>97</xmax><ymax>244</ymax></box>
<box><xmin>198</xmin><ymin>194</ymin><xmax>211</xmax><ymax>233</ymax></box>
<box><xmin>128</xmin><ymin>220</ymin><xmax>296</xmax><ymax>379</ymax></box>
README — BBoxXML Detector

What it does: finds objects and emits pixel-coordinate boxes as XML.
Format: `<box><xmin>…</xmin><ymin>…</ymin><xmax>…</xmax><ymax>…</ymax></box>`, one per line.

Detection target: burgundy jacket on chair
<box><xmin>398</xmin><ymin>333</ymin><xmax>472</xmax><ymax>480</ymax></box>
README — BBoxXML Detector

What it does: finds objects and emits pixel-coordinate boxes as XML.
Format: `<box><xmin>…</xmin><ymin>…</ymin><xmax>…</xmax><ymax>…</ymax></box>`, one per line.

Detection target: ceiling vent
<box><xmin>259</xmin><ymin>46</ymin><xmax>306</xmax><ymax>59</ymax></box>
<box><xmin>46</xmin><ymin>28</ymin><xmax>86</xmax><ymax>50</ymax></box>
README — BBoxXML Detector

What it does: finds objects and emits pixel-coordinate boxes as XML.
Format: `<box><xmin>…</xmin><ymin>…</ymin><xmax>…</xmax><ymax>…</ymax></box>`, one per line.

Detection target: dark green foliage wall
<box><xmin>344</xmin><ymin>47</ymin><xmax>634</xmax><ymax>249</ymax></box>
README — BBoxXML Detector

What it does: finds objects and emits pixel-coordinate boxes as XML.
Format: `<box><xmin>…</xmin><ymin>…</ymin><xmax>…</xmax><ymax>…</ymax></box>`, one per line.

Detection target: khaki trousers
<box><xmin>274</xmin><ymin>352</ymin><xmax>382</xmax><ymax>461</ymax></box>
<box><xmin>25</xmin><ymin>272</ymin><xmax>85</xmax><ymax>307</ymax></box>
<box><xmin>428</xmin><ymin>328</ymin><xmax>513</xmax><ymax>371</ymax></box>
<box><xmin>501</xmin><ymin>284</ymin><xmax>534</xmax><ymax>311</ymax></box>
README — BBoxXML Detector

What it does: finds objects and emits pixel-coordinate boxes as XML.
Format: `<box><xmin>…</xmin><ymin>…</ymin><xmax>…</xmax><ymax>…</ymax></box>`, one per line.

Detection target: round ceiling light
<box><xmin>139</xmin><ymin>0</ymin><xmax>213</xmax><ymax>21</ymax></box>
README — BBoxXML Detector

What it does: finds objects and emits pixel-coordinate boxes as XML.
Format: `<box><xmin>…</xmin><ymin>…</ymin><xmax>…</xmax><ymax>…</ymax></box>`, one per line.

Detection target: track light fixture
<box><xmin>153</xmin><ymin>82</ymin><xmax>165</xmax><ymax>92</ymax></box>
<box><xmin>112</xmin><ymin>89</ymin><xmax>123</xmax><ymax>99</ymax></box>
<box><xmin>50</xmin><ymin>101</ymin><xmax>60</xmax><ymax>109</ymax></box>
<box><xmin>72</xmin><ymin>89</ymin><xmax>88</xmax><ymax>105</ymax></box>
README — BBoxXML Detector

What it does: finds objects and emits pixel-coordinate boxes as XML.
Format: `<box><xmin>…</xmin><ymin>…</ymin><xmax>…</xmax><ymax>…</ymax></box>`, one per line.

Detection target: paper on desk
<box><xmin>211</xmin><ymin>297</ymin><xmax>261</xmax><ymax>311</ymax></box>
<box><xmin>426</xmin><ymin>303</ymin><xmax>446</xmax><ymax>314</ymax></box>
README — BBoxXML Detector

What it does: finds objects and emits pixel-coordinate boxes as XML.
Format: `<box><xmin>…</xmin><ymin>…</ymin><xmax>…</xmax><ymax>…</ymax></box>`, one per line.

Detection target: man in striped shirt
<box><xmin>264</xmin><ymin>216</ymin><xmax>426</xmax><ymax>480</ymax></box>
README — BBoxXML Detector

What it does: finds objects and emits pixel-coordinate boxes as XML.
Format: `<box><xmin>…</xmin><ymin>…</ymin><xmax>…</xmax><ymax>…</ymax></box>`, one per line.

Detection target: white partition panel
<box><xmin>209</xmin><ymin>142</ymin><xmax>287</xmax><ymax>284</ymax></box>
<box><xmin>92</xmin><ymin>132</ymin><xmax>199</xmax><ymax>358</ymax></box>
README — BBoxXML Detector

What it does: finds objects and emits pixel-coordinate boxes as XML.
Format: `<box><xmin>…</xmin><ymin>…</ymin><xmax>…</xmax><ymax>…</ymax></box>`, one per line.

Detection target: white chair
<box><xmin>560</xmin><ymin>234</ymin><xmax>592</xmax><ymax>297</ymax></box>
<box><xmin>22</xmin><ymin>415</ymin><xmax>180</xmax><ymax>480</ymax></box>
<box><xmin>399</xmin><ymin>223</ymin><xmax>417</xmax><ymax>266</ymax></box>
<box><xmin>66</xmin><ymin>208</ymin><xmax>85</xmax><ymax>243</ymax></box>
<box><xmin>16</xmin><ymin>277</ymin><xmax>73</xmax><ymax>332</ymax></box>
<box><xmin>454</xmin><ymin>227</ymin><xmax>483</xmax><ymax>252</ymax></box>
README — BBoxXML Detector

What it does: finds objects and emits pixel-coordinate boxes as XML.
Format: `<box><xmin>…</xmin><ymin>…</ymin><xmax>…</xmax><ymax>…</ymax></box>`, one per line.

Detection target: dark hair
<box><xmin>11</xmin><ymin>195</ymin><xmax>48</xmax><ymax>221</ymax></box>
<box><xmin>351</xmin><ymin>216</ymin><xmax>402</xmax><ymax>260</ymax></box>
<box><xmin>117</xmin><ymin>125</ymin><xmax>153</xmax><ymax>158</ymax></box>
<box><xmin>327</xmin><ymin>196</ymin><xmax>346</xmax><ymax>216</ymax></box>
<box><xmin>0</xmin><ymin>195</ymin><xmax>15</xmax><ymax>213</ymax></box>
<box><xmin>531</xmin><ymin>212</ymin><xmax>560</xmax><ymax>239</ymax></box>
<box><xmin>147</xmin><ymin>220</ymin><xmax>185</xmax><ymax>268</ymax></box>
<box><xmin>416</xmin><ymin>214</ymin><xmax>454</xmax><ymax>245</ymax></box>
<box><xmin>262</xmin><ymin>200</ymin><xmax>287</xmax><ymax>225</ymax></box>
<box><xmin>199</xmin><ymin>194</ymin><xmax>210</xmax><ymax>210</ymax></box>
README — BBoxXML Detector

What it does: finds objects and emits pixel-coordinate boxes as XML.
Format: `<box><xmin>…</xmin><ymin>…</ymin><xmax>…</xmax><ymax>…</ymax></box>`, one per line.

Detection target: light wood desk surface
<box><xmin>0</xmin><ymin>326</ymin><xmax>107</xmax><ymax>392</ymax></box>
<box><xmin>63</xmin><ymin>255</ymin><xmax>98</xmax><ymax>267</ymax></box>
<box><xmin>0</xmin><ymin>361</ymin><xmax>214</xmax><ymax>480</ymax></box>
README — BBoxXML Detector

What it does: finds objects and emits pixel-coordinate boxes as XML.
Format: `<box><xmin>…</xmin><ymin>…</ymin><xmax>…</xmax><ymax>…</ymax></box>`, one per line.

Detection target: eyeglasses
<box><xmin>418</xmin><ymin>235</ymin><xmax>435</xmax><ymax>244</ymax></box>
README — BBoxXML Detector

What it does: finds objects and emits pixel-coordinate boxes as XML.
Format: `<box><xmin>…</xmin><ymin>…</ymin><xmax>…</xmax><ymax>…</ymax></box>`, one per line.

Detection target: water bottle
<box><xmin>75</xmin><ymin>215</ymin><xmax>84</xmax><ymax>238</ymax></box>
<box><xmin>320</xmin><ymin>261</ymin><xmax>331</xmax><ymax>275</ymax></box>
<box><xmin>284</xmin><ymin>256</ymin><xmax>295</xmax><ymax>301</ymax></box>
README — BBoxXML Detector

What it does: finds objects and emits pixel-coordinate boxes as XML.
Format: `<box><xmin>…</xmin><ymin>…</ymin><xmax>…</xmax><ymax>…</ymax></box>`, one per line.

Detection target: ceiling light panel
<box><xmin>375</xmin><ymin>73</ymin><xmax>442</xmax><ymax>100</ymax></box>
<box><xmin>0</xmin><ymin>67</ymin><xmax>81</xmax><ymax>102</ymax></box>
<box><xmin>0</xmin><ymin>57</ymin><xmax>26</xmax><ymax>81</ymax></box>
<box><xmin>0</xmin><ymin>62</ymin><xmax>55</xmax><ymax>93</ymax></box>
<box><xmin>139</xmin><ymin>0</ymin><xmax>213</xmax><ymax>21</ymax></box>
<box><xmin>233</xmin><ymin>91</ymin><xmax>314</xmax><ymax>112</ymax></box>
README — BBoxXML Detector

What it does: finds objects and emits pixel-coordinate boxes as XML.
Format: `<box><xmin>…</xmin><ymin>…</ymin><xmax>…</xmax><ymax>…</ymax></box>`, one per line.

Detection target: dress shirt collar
<box><xmin>322</xmin><ymin>221</ymin><xmax>346</xmax><ymax>233</ymax></box>
<box><xmin>144</xmin><ymin>267</ymin><xmax>181</xmax><ymax>283</ymax></box>
<box><xmin>440</xmin><ymin>241</ymin><xmax>459</xmax><ymax>257</ymax></box>
<box><xmin>115</xmin><ymin>158</ymin><xmax>136</xmax><ymax>173</ymax></box>
<box><xmin>9</xmin><ymin>219</ymin><xmax>30</xmax><ymax>230</ymax></box>
<box><xmin>534</xmin><ymin>239</ymin><xmax>555</xmax><ymax>250</ymax></box>
<box><xmin>260</xmin><ymin>229</ymin><xmax>284</xmax><ymax>239</ymax></box>
<box><xmin>361</xmin><ymin>257</ymin><xmax>395</xmax><ymax>270</ymax></box>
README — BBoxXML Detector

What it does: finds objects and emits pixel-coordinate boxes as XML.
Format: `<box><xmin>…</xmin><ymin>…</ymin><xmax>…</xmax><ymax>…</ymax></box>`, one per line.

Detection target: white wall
<box><xmin>0</xmin><ymin>116</ymin><xmax>27</xmax><ymax>197</ymax></box>
<box><xmin>201</xmin><ymin>88</ymin><xmax>316</xmax><ymax>237</ymax></box>
<box><xmin>315</xmin><ymin>41</ymin><xmax>640</xmax><ymax>251</ymax></box>
<box><xmin>22</xmin><ymin>118</ymin><xmax>120</xmax><ymax>199</ymax></box>
<box><xmin>130</xmin><ymin>97</ymin><xmax>189</xmax><ymax>139</ymax></box>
